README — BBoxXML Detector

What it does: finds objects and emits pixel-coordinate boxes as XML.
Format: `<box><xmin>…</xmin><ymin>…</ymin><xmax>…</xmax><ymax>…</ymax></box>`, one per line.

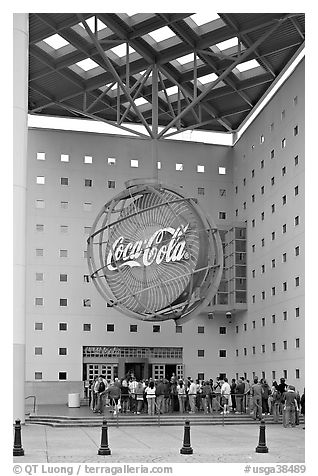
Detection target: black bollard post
<box><xmin>13</xmin><ymin>419</ymin><xmax>24</xmax><ymax>456</ymax></box>
<box><xmin>255</xmin><ymin>419</ymin><xmax>269</xmax><ymax>453</ymax></box>
<box><xmin>180</xmin><ymin>420</ymin><xmax>193</xmax><ymax>454</ymax></box>
<box><xmin>98</xmin><ymin>419</ymin><xmax>111</xmax><ymax>455</ymax></box>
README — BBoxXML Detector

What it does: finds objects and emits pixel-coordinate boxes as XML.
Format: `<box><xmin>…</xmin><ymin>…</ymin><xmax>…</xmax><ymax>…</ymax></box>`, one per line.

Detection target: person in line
<box><xmin>135</xmin><ymin>380</ymin><xmax>144</xmax><ymax>414</ymax></box>
<box><xmin>201</xmin><ymin>380</ymin><xmax>212</xmax><ymax>414</ymax></box>
<box><xmin>170</xmin><ymin>378</ymin><xmax>178</xmax><ymax>412</ymax></box>
<box><xmin>230</xmin><ymin>378</ymin><xmax>237</xmax><ymax>413</ymax></box>
<box><xmin>120</xmin><ymin>378</ymin><xmax>130</xmax><ymax>413</ymax></box>
<box><xmin>155</xmin><ymin>377</ymin><xmax>165</xmax><ymax>414</ymax></box>
<box><xmin>261</xmin><ymin>379</ymin><xmax>271</xmax><ymax>415</ymax></box>
<box><xmin>251</xmin><ymin>377</ymin><xmax>262</xmax><ymax>420</ymax></box>
<box><xmin>213</xmin><ymin>377</ymin><xmax>222</xmax><ymax>410</ymax></box>
<box><xmin>235</xmin><ymin>378</ymin><xmax>245</xmax><ymax>414</ymax></box>
<box><xmin>177</xmin><ymin>380</ymin><xmax>187</xmax><ymax>413</ymax></box>
<box><xmin>145</xmin><ymin>381</ymin><xmax>156</xmax><ymax>415</ymax></box>
<box><xmin>94</xmin><ymin>375</ymin><xmax>106</xmax><ymax>414</ymax></box>
<box><xmin>105</xmin><ymin>380</ymin><xmax>121</xmax><ymax>416</ymax></box>
<box><xmin>129</xmin><ymin>376</ymin><xmax>138</xmax><ymax>414</ymax></box>
<box><xmin>271</xmin><ymin>386</ymin><xmax>283</xmax><ymax>423</ymax></box>
<box><xmin>282</xmin><ymin>385</ymin><xmax>298</xmax><ymax>428</ymax></box>
<box><xmin>221</xmin><ymin>377</ymin><xmax>231</xmax><ymax>414</ymax></box>
<box><xmin>163</xmin><ymin>378</ymin><xmax>170</xmax><ymax>413</ymax></box>
<box><xmin>188</xmin><ymin>379</ymin><xmax>197</xmax><ymax>413</ymax></box>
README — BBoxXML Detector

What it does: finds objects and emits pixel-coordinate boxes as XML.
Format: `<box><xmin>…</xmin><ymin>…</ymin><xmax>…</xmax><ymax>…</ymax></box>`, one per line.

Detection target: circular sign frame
<box><xmin>87</xmin><ymin>179</ymin><xmax>223</xmax><ymax>323</ymax></box>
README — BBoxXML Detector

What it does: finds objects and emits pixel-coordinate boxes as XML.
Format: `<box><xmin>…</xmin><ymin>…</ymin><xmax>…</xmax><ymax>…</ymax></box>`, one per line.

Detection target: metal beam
<box><xmin>78</xmin><ymin>14</ymin><xmax>153</xmax><ymax>138</ymax></box>
<box><xmin>157</xmin><ymin>17</ymin><xmax>286</xmax><ymax>139</ymax></box>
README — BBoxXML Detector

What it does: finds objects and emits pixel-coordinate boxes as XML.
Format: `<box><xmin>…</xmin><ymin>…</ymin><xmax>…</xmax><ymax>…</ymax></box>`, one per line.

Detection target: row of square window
<box><xmin>238</xmin><ymin>186</ymin><xmax>299</xmax><ymax>213</ymax></box>
<box><xmin>246</xmin><ymin>123</ymin><xmax>299</xmax><ymax>153</ymax></box>
<box><xmin>250</xmin><ymin>278</ymin><xmax>301</xmax><ymax>303</ymax></box>
<box><xmin>35</xmin><ymin>161</ymin><xmax>227</xmax><ymax>176</ymax></box>
<box><xmin>32</xmin><ymin>368</ymin><xmax>302</xmax><ymax>382</ymax></box>
<box><xmin>34</xmin><ymin>322</ymin><xmax>222</xmax><ymax>333</ymax></box>
<box><xmin>232</xmin><ymin>369</ymin><xmax>301</xmax><ymax>382</ymax></box>
<box><xmin>34</xmin><ymin>248</ymin><xmax>90</xmax><ymax>258</ymax></box>
<box><xmin>251</xmin><ymin>220</ymin><xmax>300</xmax><ymax>251</ymax></box>
<box><xmin>252</xmin><ymin>250</ymin><xmax>300</xmax><ymax>278</ymax></box>
<box><xmin>235</xmin><ymin>155</ymin><xmax>299</xmax><ymax>195</ymax></box>
<box><xmin>235</xmin><ymin>308</ymin><xmax>301</xmax><ymax>331</ymax></box>
<box><xmin>34</xmin><ymin>189</ymin><xmax>228</xmax><ymax>210</ymax></box>
<box><xmin>235</xmin><ymin>339</ymin><xmax>300</xmax><ymax>356</ymax></box>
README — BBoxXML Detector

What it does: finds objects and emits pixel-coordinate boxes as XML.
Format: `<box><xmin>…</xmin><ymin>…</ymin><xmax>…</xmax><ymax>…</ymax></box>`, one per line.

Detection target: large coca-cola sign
<box><xmin>87</xmin><ymin>179</ymin><xmax>223</xmax><ymax>322</ymax></box>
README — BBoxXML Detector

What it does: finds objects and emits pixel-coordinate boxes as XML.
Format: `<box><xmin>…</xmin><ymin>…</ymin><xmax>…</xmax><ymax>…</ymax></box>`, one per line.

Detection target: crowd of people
<box><xmin>85</xmin><ymin>374</ymin><xmax>305</xmax><ymax>428</ymax></box>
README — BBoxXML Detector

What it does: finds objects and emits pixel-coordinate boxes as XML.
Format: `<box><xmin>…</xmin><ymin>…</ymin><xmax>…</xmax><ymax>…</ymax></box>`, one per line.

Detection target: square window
<box><xmin>252</xmin><ymin>269</ymin><xmax>255</xmax><ymax>278</ymax></box>
<box><xmin>294</xmin><ymin>96</ymin><xmax>298</xmax><ymax>105</ymax></box>
<box><xmin>157</xmin><ymin>161</ymin><xmax>161</xmax><ymax>169</ymax></box>
<box><xmin>271</xmin><ymin>231</ymin><xmax>275</xmax><ymax>241</ymax></box>
<box><xmin>251</xmin><ymin>169</ymin><xmax>255</xmax><ymax>178</ymax></box>
<box><xmin>153</xmin><ymin>325</ymin><xmax>160</xmax><ymax>333</ymax></box>
<box><xmin>271</xmin><ymin>287</ymin><xmax>276</xmax><ymax>296</ymax></box>
<box><xmin>244</xmin><ymin>348</ymin><xmax>247</xmax><ymax>356</ymax></box>
<box><xmin>283</xmin><ymin>282</ymin><xmax>287</xmax><ymax>292</ymax></box>
<box><xmin>243</xmin><ymin>202</ymin><xmax>246</xmax><ymax>210</ymax></box>
<box><xmin>272</xmin><ymin>343</ymin><xmax>276</xmax><ymax>352</ymax></box>
<box><xmin>198</xmin><ymin>349</ymin><xmax>205</xmax><ymax>357</ymax></box>
<box><xmin>59</xmin><ymin>347</ymin><xmax>67</xmax><ymax>356</ymax></box>
<box><xmin>108</xmin><ymin>157</ymin><xmax>116</xmax><ymax>165</ymax></box>
<box><xmin>59</xmin><ymin>274</ymin><xmax>67</xmax><ymax>282</ymax></box>
<box><xmin>295</xmin><ymin>338</ymin><xmax>300</xmax><ymax>348</ymax></box>
<box><xmin>283</xmin><ymin>370</ymin><xmax>288</xmax><ymax>379</ymax></box>
<box><xmin>252</xmin><ymin>245</ymin><xmax>255</xmax><ymax>253</ymax></box>
<box><xmin>60</xmin><ymin>249</ymin><xmax>68</xmax><ymax>258</ymax></box>
<box><xmin>58</xmin><ymin>372</ymin><xmax>67</xmax><ymax>380</ymax></box>
<box><xmin>197</xmin><ymin>165</ymin><xmax>205</xmax><ymax>173</ymax></box>
<box><xmin>271</xmin><ymin>176</ymin><xmax>275</xmax><ymax>186</ymax></box>
<box><xmin>131</xmin><ymin>159</ymin><xmax>139</xmax><ymax>168</ymax></box>
<box><xmin>283</xmin><ymin>311</ymin><xmax>288</xmax><ymax>321</ymax></box>
<box><xmin>236</xmin><ymin>326</ymin><xmax>239</xmax><ymax>333</ymax></box>
<box><xmin>283</xmin><ymin>340</ymin><xmax>288</xmax><ymax>350</ymax></box>
<box><xmin>35</xmin><ymin>272</ymin><xmax>43</xmax><ymax>281</ymax></box>
<box><xmin>37</xmin><ymin>152</ymin><xmax>45</xmax><ymax>160</ymax></box>
<box><xmin>36</xmin><ymin>199</ymin><xmax>45</xmax><ymax>209</ymax></box>
<box><xmin>261</xmin><ymin>186</ymin><xmax>265</xmax><ymax>195</ymax></box>
<box><xmin>198</xmin><ymin>326</ymin><xmax>205</xmax><ymax>334</ymax></box>
<box><xmin>294</xmin><ymin>185</ymin><xmax>299</xmax><ymax>196</ymax></box>
<box><xmin>270</xmin><ymin>149</ymin><xmax>275</xmax><ymax>159</ymax></box>
<box><xmin>106</xmin><ymin>324</ymin><xmax>115</xmax><ymax>332</ymax></box>
<box><xmin>260</xmin><ymin>160</ymin><xmax>264</xmax><ymax>169</ymax></box>
<box><xmin>36</xmin><ymin>248</ymin><xmax>44</xmax><ymax>257</ymax></box>
<box><xmin>59</xmin><ymin>323</ymin><xmax>67</xmax><ymax>331</ymax></box>
<box><xmin>218</xmin><ymin>166</ymin><xmax>226</xmax><ymax>175</ymax></box>
<box><xmin>83</xmin><ymin>299</ymin><xmax>91</xmax><ymax>307</ymax></box>
<box><xmin>60</xmin><ymin>225</ymin><xmax>68</xmax><ymax>233</ymax></box>
<box><xmin>261</xmin><ymin>264</ymin><xmax>265</xmax><ymax>274</ymax></box>
<box><xmin>282</xmin><ymin>195</ymin><xmax>287</xmax><ymax>205</ymax></box>
<box><xmin>294</xmin><ymin>155</ymin><xmax>299</xmax><ymax>166</ymax></box>
<box><xmin>281</xmin><ymin>138</ymin><xmax>286</xmax><ymax>148</ymax></box>
<box><xmin>296</xmin><ymin>369</ymin><xmax>300</xmax><ymax>379</ymax></box>
<box><xmin>295</xmin><ymin>307</ymin><xmax>300</xmax><ymax>317</ymax></box>
<box><xmin>83</xmin><ymin>250</ymin><xmax>87</xmax><ymax>258</ymax></box>
<box><xmin>198</xmin><ymin>372</ymin><xmax>205</xmax><ymax>381</ymax></box>
<box><xmin>84</xmin><ymin>275</ymin><xmax>90</xmax><ymax>283</ymax></box>
<box><xmin>251</xmin><ymin>194</ymin><xmax>255</xmax><ymax>203</ymax></box>
<box><xmin>272</xmin><ymin>314</ymin><xmax>276</xmax><ymax>324</ymax></box>
<box><xmin>84</xmin><ymin>226</ymin><xmax>91</xmax><ymax>234</ymax></box>
<box><xmin>295</xmin><ymin>276</ymin><xmax>300</xmax><ymax>287</ymax></box>
<box><xmin>262</xmin><ymin>344</ymin><xmax>265</xmax><ymax>353</ymax></box>
<box><xmin>219</xmin><ymin>327</ymin><xmax>226</xmax><ymax>334</ymax></box>
<box><xmin>294</xmin><ymin>125</ymin><xmax>299</xmax><ymax>136</ymax></box>
<box><xmin>219</xmin><ymin>188</ymin><xmax>226</xmax><ymax>197</ymax></box>
<box><xmin>34</xmin><ymin>322</ymin><xmax>43</xmax><ymax>330</ymax></box>
<box><xmin>262</xmin><ymin>317</ymin><xmax>266</xmax><ymax>326</ymax></box>
<box><xmin>60</xmin><ymin>201</ymin><xmax>68</xmax><ymax>209</ymax></box>
<box><xmin>35</xmin><ymin>372</ymin><xmax>42</xmax><ymax>380</ymax></box>
<box><xmin>282</xmin><ymin>252</ymin><xmax>287</xmax><ymax>262</ymax></box>
<box><xmin>271</xmin><ymin>259</ymin><xmax>276</xmax><ymax>268</ymax></box>
<box><xmin>252</xmin><ymin>347</ymin><xmax>256</xmax><ymax>355</ymax></box>
<box><xmin>235</xmin><ymin>209</ymin><xmax>239</xmax><ymax>217</ymax></box>
<box><xmin>252</xmin><ymin>320</ymin><xmax>256</xmax><ymax>329</ymax></box>
<box><xmin>61</xmin><ymin>177</ymin><xmax>69</xmax><ymax>186</ymax></box>
<box><xmin>281</xmin><ymin>110</ymin><xmax>285</xmax><ymax>120</ymax></box>
<box><xmin>295</xmin><ymin>246</ymin><xmax>300</xmax><ymax>256</ymax></box>
<box><xmin>36</xmin><ymin>176</ymin><xmax>45</xmax><ymax>184</ymax></box>
<box><xmin>85</xmin><ymin>179</ymin><xmax>92</xmax><ymax>187</ymax></box>
<box><xmin>261</xmin><ymin>212</ymin><xmax>264</xmax><ymax>221</ymax></box>
<box><xmin>252</xmin><ymin>295</ymin><xmax>255</xmax><ymax>303</ymax></box>
<box><xmin>260</xmin><ymin>135</ymin><xmax>265</xmax><ymax>143</ymax></box>
<box><xmin>36</xmin><ymin>224</ymin><xmax>44</xmax><ymax>232</ymax></box>
<box><xmin>129</xmin><ymin>324</ymin><xmax>137</xmax><ymax>333</ymax></box>
<box><xmin>261</xmin><ymin>238</ymin><xmax>265</xmax><ymax>247</ymax></box>
<box><xmin>35</xmin><ymin>297</ymin><xmax>43</xmax><ymax>306</ymax></box>
<box><xmin>108</xmin><ymin>180</ymin><xmax>115</xmax><ymax>189</ymax></box>
<box><xmin>261</xmin><ymin>291</ymin><xmax>265</xmax><ymax>300</ymax></box>
<box><xmin>243</xmin><ymin>178</ymin><xmax>246</xmax><ymax>186</ymax></box>
<box><xmin>271</xmin><ymin>204</ymin><xmax>275</xmax><ymax>213</ymax></box>
<box><xmin>61</xmin><ymin>154</ymin><xmax>69</xmax><ymax>162</ymax></box>
<box><xmin>235</xmin><ymin>186</ymin><xmax>238</xmax><ymax>194</ymax></box>
<box><xmin>294</xmin><ymin>216</ymin><xmax>299</xmax><ymax>226</ymax></box>
<box><xmin>198</xmin><ymin>187</ymin><xmax>205</xmax><ymax>196</ymax></box>
<box><xmin>83</xmin><ymin>202</ymin><xmax>92</xmax><ymax>211</ymax></box>
<box><xmin>60</xmin><ymin>298</ymin><xmax>68</xmax><ymax>306</ymax></box>
<box><xmin>236</xmin><ymin>349</ymin><xmax>239</xmax><ymax>356</ymax></box>
<box><xmin>282</xmin><ymin>224</ymin><xmax>287</xmax><ymax>234</ymax></box>
<box><xmin>270</xmin><ymin>122</ymin><xmax>274</xmax><ymax>131</ymax></box>
<box><xmin>176</xmin><ymin>163</ymin><xmax>183</xmax><ymax>171</ymax></box>
<box><xmin>244</xmin><ymin>323</ymin><xmax>247</xmax><ymax>331</ymax></box>
<box><xmin>219</xmin><ymin>211</ymin><xmax>226</xmax><ymax>220</ymax></box>
<box><xmin>219</xmin><ymin>350</ymin><xmax>226</xmax><ymax>358</ymax></box>
<box><xmin>83</xmin><ymin>323</ymin><xmax>91</xmax><ymax>331</ymax></box>
<box><xmin>84</xmin><ymin>155</ymin><xmax>93</xmax><ymax>164</ymax></box>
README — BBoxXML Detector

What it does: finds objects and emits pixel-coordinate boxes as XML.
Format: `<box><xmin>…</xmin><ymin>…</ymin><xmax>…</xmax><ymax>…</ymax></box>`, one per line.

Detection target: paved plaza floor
<box><xmin>14</xmin><ymin>422</ymin><xmax>305</xmax><ymax>464</ymax></box>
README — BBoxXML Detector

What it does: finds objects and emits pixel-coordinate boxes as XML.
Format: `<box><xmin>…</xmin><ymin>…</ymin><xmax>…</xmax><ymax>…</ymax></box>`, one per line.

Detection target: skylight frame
<box><xmin>75</xmin><ymin>58</ymin><xmax>100</xmax><ymax>71</ymax></box>
<box><xmin>148</xmin><ymin>26</ymin><xmax>176</xmax><ymax>43</ymax></box>
<box><xmin>109</xmin><ymin>44</ymin><xmax>136</xmax><ymax>58</ymax></box>
<box><xmin>43</xmin><ymin>33</ymin><xmax>70</xmax><ymax>50</ymax></box>
<box><xmin>190</xmin><ymin>13</ymin><xmax>220</xmax><ymax>26</ymax></box>
<box><xmin>236</xmin><ymin>59</ymin><xmax>261</xmax><ymax>73</ymax></box>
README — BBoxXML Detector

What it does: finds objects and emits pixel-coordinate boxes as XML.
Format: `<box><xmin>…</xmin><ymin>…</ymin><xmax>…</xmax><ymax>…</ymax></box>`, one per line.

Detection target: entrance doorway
<box><xmin>125</xmin><ymin>362</ymin><xmax>144</xmax><ymax>380</ymax></box>
<box><xmin>165</xmin><ymin>364</ymin><xmax>177</xmax><ymax>381</ymax></box>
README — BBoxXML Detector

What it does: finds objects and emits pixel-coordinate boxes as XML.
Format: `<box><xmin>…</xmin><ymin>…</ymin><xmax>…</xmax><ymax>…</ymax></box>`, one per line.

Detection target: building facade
<box><xmin>25</xmin><ymin>60</ymin><xmax>304</xmax><ymax>403</ymax></box>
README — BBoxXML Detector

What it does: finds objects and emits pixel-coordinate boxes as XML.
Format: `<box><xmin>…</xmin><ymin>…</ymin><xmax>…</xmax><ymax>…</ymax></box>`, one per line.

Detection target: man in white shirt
<box><xmin>188</xmin><ymin>379</ymin><xmax>197</xmax><ymax>413</ymax></box>
<box><xmin>221</xmin><ymin>377</ymin><xmax>231</xmax><ymax>414</ymax></box>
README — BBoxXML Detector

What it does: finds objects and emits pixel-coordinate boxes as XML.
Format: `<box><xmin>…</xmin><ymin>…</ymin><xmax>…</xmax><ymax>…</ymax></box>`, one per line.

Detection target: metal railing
<box><xmin>25</xmin><ymin>395</ymin><xmax>36</xmax><ymax>414</ymax></box>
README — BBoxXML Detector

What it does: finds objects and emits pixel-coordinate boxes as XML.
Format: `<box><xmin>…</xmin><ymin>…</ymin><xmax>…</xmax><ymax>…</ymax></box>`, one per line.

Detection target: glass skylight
<box><xmin>76</xmin><ymin>58</ymin><xmax>99</xmax><ymax>71</ymax></box>
<box><xmin>43</xmin><ymin>34</ymin><xmax>69</xmax><ymax>50</ymax></box>
<box><xmin>165</xmin><ymin>86</ymin><xmax>178</xmax><ymax>96</ymax></box>
<box><xmin>176</xmin><ymin>53</ymin><xmax>195</xmax><ymax>65</ymax></box>
<box><xmin>134</xmin><ymin>97</ymin><xmax>149</xmax><ymax>106</ymax></box>
<box><xmin>148</xmin><ymin>26</ymin><xmax>175</xmax><ymax>42</ymax></box>
<box><xmin>191</xmin><ymin>13</ymin><xmax>219</xmax><ymax>26</ymax></box>
<box><xmin>199</xmin><ymin>73</ymin><xmax>218</xmax><ymax>84</ymax></box>
<box><xmin>236</xmin><ymin>59</ymin><xmax>260</xmax><ymax>72</ymax></box>
<box><xmin>79</xmin><ymin>16</ymin><xmax>106</xmax><ymax>32</ymax></box>
<box><xmin>110</xmin><ymin>44</ymin><xmax>135</xmax><ymax>58</ymax></box>
<box><xmin>216</xmin><ymin>37</ymin><xmax>238</xmax><ymax>50</ymax></box>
